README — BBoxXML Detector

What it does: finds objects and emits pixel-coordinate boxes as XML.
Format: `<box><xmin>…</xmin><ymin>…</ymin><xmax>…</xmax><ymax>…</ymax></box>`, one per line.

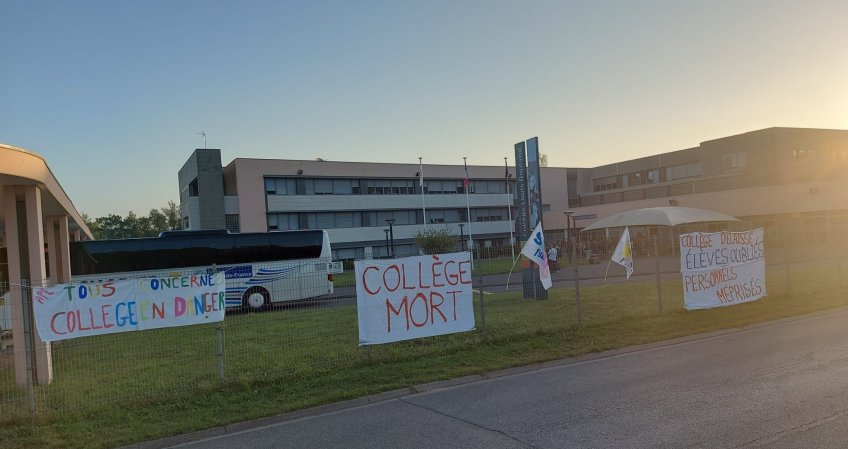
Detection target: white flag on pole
<box><xmin>612</xmin><ymin>227</ymin><xmax>634</xmax><ymax>279</ymax></box>
<box><xmin>521</xmin><ymin>222</ymin><xmax>552</xmax><ymax>290</ymax></box>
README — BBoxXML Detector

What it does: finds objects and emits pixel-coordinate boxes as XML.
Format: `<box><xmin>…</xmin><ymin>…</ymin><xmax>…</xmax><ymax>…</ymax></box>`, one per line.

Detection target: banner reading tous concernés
<box><xmin>680</xmin><ymin>229</ymin><xmax>766</xmax><ymax>310</ymax></box>
<box><xmin>355</xmin><ymin>252</ymin><xmax>475</xmax><ymax>345</ymax></box>
<box><xmin>34</xmin><ymin>272</ymin><xmax>226</xmax><ymax>342</ymax></box>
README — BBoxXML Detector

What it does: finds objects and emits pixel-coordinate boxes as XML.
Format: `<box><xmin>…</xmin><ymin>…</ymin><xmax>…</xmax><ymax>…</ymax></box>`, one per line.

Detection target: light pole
<box><xmin>458</xmin><ymin>223</ymin><xmax>465</xmax><ymax>251</ymax></box>
<box><xmin>383</xmin><ymin>229</ymin><xmax>390</xmax><ymax>258</ymax></box>
<box><xmin>564</xmin><ymin>210</ymin><xmax>582</xmax><ymax>325</ymax></box>
<box><xmin>385</xmin><ymin>218</ymin><xmax>396</xmax><ymax>257</ymax></box>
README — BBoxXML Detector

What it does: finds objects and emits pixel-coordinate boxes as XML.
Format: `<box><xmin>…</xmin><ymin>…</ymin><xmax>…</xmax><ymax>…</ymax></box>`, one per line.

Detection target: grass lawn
<box><xmin>1</xmin><ymin>263</ymin><xmax>846</xmax><ymax>449</ymax></box>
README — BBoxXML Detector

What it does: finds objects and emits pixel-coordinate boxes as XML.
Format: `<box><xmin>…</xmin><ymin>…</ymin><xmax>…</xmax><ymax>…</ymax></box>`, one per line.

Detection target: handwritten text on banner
<box><xmin>355</xmin><ymin>252</ymin><xmax>475</xmax><ymax>345</ymax></box>
<box><xmin>34</xmin><ymin>272</ymin><xmax>226</xmax><ymax>342</ymax></box>
<box><xmin>679</xmin><ymin>228</ymin><xmax>766</xmax><ymax>310</ymax></box>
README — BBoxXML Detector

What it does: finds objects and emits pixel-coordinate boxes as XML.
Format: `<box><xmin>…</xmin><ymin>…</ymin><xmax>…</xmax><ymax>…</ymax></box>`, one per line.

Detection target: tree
<box><xmin>84</xmin><ymin>200</ymin><xmax>182</xmax><ymax>239</ymax></box>
<box><xmin>415</xmin><ymin>228</ymin><xmax>459</xmax><ymax>255</ymax></box>
<box><xmin>539</xmin><ymin>153</ymin><xmax>549</xmax><ymax>167</ymax></box>
<box><xmin>161</xmin><ymin>201</ymin><xmax>181</xmax><ymax>231</ymax></box>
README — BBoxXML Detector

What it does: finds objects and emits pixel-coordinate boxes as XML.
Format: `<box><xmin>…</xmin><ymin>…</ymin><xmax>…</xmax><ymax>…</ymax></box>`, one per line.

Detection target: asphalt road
<box><xmin>154</xmin><ymin>308</ymin><xmax>848</xmax><ymax>449</ymax></box>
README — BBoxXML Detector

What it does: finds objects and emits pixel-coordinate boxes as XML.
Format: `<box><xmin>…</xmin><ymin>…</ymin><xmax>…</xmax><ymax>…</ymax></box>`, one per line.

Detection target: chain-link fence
<box><xmin>1</xmin><ymin>238</ymin><xmax>846</xmax><ymax>422</ymax></box>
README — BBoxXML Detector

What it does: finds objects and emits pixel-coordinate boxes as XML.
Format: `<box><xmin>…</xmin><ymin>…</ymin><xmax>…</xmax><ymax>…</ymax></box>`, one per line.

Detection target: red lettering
<box><xmin>431</xmin><ymin>261</ymin><xmax>445</xmax><ymax>287</ymax></box>
<box><xmin>88</xmin><ymin>308</ymin><xmax>103</xmax><ymax>330</ymax></box>
<box><xmin>402</xmin><ymin>264</ymin><xmax>414</xmax><ymax>290</ymax></box>
<box><xmin>101</xmin><ymin>305</ymin><xmax>114</xmax><ymax>328</ymax></box>
<box><xmin>77</xmin><ymin>310</ymin><xmax>92</xmax><ymax>331</ymax></box>
<box><xmin>51</xmin><ymin>312</ymin><xmax>67</xmax><ymax>335</ymax></box>
<box><xmin>458</xmin><ymin>261</ymin><xmax>472</xmax><ymax>284</ymax></box>
<box><xmin>418</xmin><ymin>261</ymin><xmax>430</xmax><ymax>288</ymax></box>
<box><xmin>383</xmin><ymin>265</ymin><xmax>401</xmax><ymax>292</ymax></box>
<box><xmin>386</xmin><ymin>296</ymin><xmax>409</xmax><ymax>332</ymax></box>
<box><xmin>429</xmin><ymin>291</ymin><xmax>446</xmax><ymax>324</ymax></box>
<box><xmin>444</xmin><ymin>261</ymin><xmax>458</xmax><ymax>286</ymax></box>
<box><xmin>67</xmin><ymin>310</ymin><xmax>77</xmax><ymax>333</ymax></box>
<box><xmin>446</xmin><ymin>290</ymin><xmax>461</xmax><ymax>320</ymax></box>
<box><xmin>102</xmin><ymin>282</ymin><xmax>116</xmax><ymax>297</ymax></box>
<box><xmin>362</xmin><ymin>266</ymin><xmax>381</xmax><ymax>295</ymax></box>
<box><xmin>152</xmin><ymin>302</ymin><xmax>166</xmax><ymax>319</ymax></box>
<box><xmin>409</xmin><ymin>293</ymin><xmax>429</xmax><ymax>328</ymax></box>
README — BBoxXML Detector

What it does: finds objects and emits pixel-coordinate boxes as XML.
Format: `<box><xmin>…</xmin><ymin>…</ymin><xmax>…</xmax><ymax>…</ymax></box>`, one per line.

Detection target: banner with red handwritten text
<box><xmin>355</xmin><ymin>252</ymin><xmax>475</xmax><ymax>345</ymax></box>
<box><xmin>33</xmin><ymin>272</ymin><xmax>226</xmax><ymax>342</ymax></box>
<box><xmin>679</xmin><ymin>229</ymin><xmax>766</xmax><ymax>310</ymax></box>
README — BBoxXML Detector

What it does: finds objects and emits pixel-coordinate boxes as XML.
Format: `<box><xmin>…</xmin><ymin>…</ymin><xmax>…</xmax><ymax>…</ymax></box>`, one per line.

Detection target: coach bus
<box><xmin>69</xmin><ymin>229</ymin><xmax>339</xmax><ymax>310</ymax></box>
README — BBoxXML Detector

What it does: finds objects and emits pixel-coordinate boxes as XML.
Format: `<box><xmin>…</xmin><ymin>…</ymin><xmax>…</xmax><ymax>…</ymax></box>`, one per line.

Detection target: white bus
<box><xmin>69</xmin><ymin>229</ymin><xmax>341</xmax><ymax>310</ymax></box>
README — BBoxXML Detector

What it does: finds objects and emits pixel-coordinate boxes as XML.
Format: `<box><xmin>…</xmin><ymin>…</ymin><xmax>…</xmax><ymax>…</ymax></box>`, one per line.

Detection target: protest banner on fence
<box><xmin>679</xmin><ymin>228</ymin><xmax>766</xmax><ymax>310</ymax></box>
<box><xmin>355</xmin><ymin>252</ymin><xmax>475</xmax><ymax>345</ymax></box>
<box><xmin>33</xmin><ymin>272</ymin><xmax>226</xmax><ymax>342</ymax></box>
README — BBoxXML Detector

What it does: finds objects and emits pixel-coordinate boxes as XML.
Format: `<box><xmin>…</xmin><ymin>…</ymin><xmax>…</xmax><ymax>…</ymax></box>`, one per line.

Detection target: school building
<box><xmin>178</xmin><ymin>127</ymin><xmax>848</xmax><ymax>259</ymax></box>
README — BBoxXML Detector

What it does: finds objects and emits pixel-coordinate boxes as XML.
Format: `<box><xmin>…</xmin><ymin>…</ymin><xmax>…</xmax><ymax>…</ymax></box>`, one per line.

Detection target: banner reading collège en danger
<box><xmin>355</xmin><ymin>252</ymin><xmax>475</xmax><ymax>345</ymax></box>
<box><xmin>33</xmin><ymin>272</ymin><xmax>226</xmax><ymax>342</ymax></box>
<box><xmin>679</xmin><ymin>228</ymin><xmax>766</xmax><ymax>310</ymax></box>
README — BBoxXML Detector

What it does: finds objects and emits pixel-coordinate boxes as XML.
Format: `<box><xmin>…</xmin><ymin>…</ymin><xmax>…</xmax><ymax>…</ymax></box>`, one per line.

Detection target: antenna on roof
<box><xmin>196</xmin><ymin>131</ymin><xmax>207</xmax><ymax>149</ymax></box>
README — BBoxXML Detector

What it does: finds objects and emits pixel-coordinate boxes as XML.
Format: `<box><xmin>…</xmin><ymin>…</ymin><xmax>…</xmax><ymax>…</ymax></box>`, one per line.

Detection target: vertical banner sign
<box><xmin>355</xmin><ymin>252</ymin><xmax>475</xmax><ymax>345</ymax></box>
<box><xmin>514</xmin><ymin>141</ymin><xmax>534</xmax><ymax>299</ymax></box>
<box><xmin>679</xmin><ymin>229</ymin><xmax>766</xmax><ymax>310</ymax></box>
<box><xmin>526</xmin><ymin>137</ymin><xmax>547</xmax><ymax>299</ymax></box>
<box><xmin>33</xmin><ymin>272</ymin><xmax>226</xmax><ymax>342</ymax></box>
<box><xmin>514</xmin><ymin>142</ymin><xmax>529</xmax><ymax>242</ymax></box>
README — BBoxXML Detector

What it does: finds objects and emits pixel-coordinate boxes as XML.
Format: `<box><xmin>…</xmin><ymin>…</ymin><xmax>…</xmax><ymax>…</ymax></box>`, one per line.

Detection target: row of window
<box><xmin>593</xmin><ymin>162</ymin><xmax>705</xmax><ymax>192</ymax></box>
<box><xmin>264</xmin><ymin>177</ymin><xmax>514</xmax><ymax>196</ymax></box>
<box><xmin>267</xmin><ymin>208</ymin><xmax>510</xmax><ymax>230</ymax></box>
<box><xmin>592</xmin><ymin>148</ymin><xmax>848</xmax><ymax>194</ymax></box>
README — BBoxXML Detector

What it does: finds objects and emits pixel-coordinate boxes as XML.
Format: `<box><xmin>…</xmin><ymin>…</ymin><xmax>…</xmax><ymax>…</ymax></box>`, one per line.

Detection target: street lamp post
<box><xmin>564</xmin><ymin>211</ymin><xmax>582</xmax><ymax>325</ymax></box>
<box><xmin>458</xmin><ymin>223</ymin><xmax>466</xmax><ymax>251</ymax></box>
<box><xmin>385</xmin><ymin>218</ymin><xmax>396</xmax><ymax>257</ymax></box>
<box><xmin>383</xmin><ymin>229</ymin><xmax>390</xmax><ymax>258</ymax></box>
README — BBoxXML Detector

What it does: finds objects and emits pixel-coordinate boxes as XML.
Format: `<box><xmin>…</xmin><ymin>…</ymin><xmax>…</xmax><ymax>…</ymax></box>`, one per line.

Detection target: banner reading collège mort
<box><xmin>680</xmin><ymin>228</ymin><xmax>766</xmax><ymax>310</ymax></box>
<box><xmin>33</xmin><ymin>272</ymin><xmax>226</xmax><ymax>342</ymax></box>
<box><xmin>355</xmin><ymin>252</ymin><xmax>475</xmax><ymax>345</ymax></box>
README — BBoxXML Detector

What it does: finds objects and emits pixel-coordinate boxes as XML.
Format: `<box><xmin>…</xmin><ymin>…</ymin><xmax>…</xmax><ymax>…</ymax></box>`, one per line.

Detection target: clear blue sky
<box><xmin>2</xmin><ymin>0</ymin><xmax>847</xmax><ymax>217</ymax></box>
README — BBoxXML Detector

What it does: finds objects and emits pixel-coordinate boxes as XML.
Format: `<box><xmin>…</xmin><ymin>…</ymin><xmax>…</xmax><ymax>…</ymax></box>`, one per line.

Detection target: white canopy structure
<box><xmin>581</xmin><ymin>207</ymin><xmax>739</xmax><ymax>231</ymax></box>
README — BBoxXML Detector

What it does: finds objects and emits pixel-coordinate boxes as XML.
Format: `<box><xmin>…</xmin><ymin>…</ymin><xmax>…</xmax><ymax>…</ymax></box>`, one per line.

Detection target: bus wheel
<box><xmin>243</xmin><ymin>287</ymin><xmax>269</xmax><ymax>310</ymax></box>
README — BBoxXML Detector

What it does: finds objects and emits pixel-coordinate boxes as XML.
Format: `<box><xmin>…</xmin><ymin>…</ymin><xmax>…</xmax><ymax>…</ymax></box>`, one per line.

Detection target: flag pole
<box><xmin>505</xmin><ymin>157</ymin><xmax>515</xmax><ymax>263</ymax></box>
<box><xmin>419</xmin><ymin>156</ymin><xmax>427</xmax><ymax>231</ymax></box>
<box><xmin>463</xmin><ymin>157</ymin><xmax>473</xmax><ymax>263</ymax></box>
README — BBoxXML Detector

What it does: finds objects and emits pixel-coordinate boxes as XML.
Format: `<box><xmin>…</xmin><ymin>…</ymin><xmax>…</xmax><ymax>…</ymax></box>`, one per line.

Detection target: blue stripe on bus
<box><xmin>256</xmin><ymin>267</ymin><xmax>299</xmax><ymax>275</ymax></box>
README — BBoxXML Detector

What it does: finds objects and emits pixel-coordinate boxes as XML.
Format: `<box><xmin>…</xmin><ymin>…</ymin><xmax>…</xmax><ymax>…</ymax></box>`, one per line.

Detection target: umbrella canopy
<box><xmin>580</xmin><ymin>207</ymin><xmax>739</xmax><ymax>231</ymax></box>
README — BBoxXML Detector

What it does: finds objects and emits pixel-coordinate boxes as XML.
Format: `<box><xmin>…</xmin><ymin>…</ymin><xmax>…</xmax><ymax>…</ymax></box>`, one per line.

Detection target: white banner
<box><xmin>679</xmin><ymin>229</ymin><xmax>766</xmax><ymax>310</ymax></box>
<box><xmin>33</xmin><ymin>272</ymin><xmax>226</xmax><ymax>342</ymax></box>
<box><xmin>355</xmin><ymin>252</ymin><xmax>475</xmax><ymax>345</ymax></box>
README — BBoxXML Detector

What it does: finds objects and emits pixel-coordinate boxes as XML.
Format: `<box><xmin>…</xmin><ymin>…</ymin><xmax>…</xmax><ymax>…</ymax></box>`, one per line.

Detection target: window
<box><xmin>666</xmin><ymin>163</ymin><xmax>702</xmax><ymax>181</ymax></box>
<box><xmin>314</xmin><ymin>179</ymin><xmax>333</xmax><ymax>194</ymax></box>
<box><xmin>225</xmin><ymin>215</ymin><xmax>240</xmax><ymax>233</ymax></box>
<box><xmin>264</xmin><ymin>178</ymin><xmax>276</xmax><ymax>194</ymax></box>
<box><xmin>721</xmin><ymin>151</ymin><xmax>747</xmax><ymax>172</ymax></box>
<box><xmin>188</xmin><ymin>178</ymin><xmax>199</xmax><ymax>196</ymax></box>
<box><xmin>592</xmin><ymin>176</ymin><xmax>617</xmax><ymax>192</ymax></box>
<box><xmin>647</xmin><ymin>169</ymin><xmax>660</xmax><ymax>184</ymax></box>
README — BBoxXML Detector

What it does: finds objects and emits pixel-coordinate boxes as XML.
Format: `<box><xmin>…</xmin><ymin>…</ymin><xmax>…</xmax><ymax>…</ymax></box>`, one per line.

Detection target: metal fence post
<box><xmin>213</xmin><ymin>264</ymin><xmax>224</xmax><ymax>381</ymax></box>
<box><xmin>478</xmin><ymin>272</ymin><xmax>487</xmax><ymax>339</ymax></box>
<box><xmin>21</xmin><ymin>279</ymin><xmax>37</xmax><ymax>419</ymax></box>
<box><xmin>654</xmin><ymin>237</ymin><xmax>664</xmax><ymax>313</ymax></box>
<box><xmin>572</xmin><ymin>236</ymin><xmax>582</xmax><ymax>325</ymax></box>
<box><xmin>215</xmin><ymin>323</ymin><xmax>225</xmax><ymax>381</ymax></box>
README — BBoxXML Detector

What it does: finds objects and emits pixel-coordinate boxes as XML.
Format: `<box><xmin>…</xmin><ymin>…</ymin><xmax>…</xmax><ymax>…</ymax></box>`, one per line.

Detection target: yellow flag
<box><xmin>612</xmin><ymin>227</ymin><xmax>634</xmax><ymax>279</ymax></box>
